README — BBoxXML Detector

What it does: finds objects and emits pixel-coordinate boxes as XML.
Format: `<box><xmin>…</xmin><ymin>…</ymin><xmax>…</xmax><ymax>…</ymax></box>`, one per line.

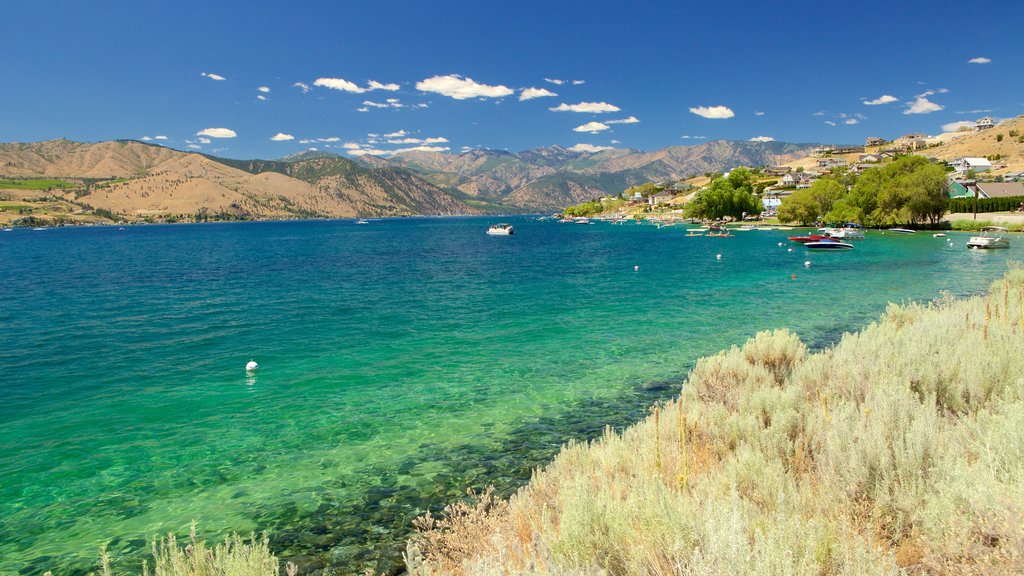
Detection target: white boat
<box><xmin>486</xmin><ymin>223</ymin><xmax>515</xmax><ymax>235</ymax></box>
<box><xmin>888</xmin><ymin>228</ymin><xmax>916</xmax><ymax>234</ymax></box>
<box><xmin>805</xmin><ymin>239</ymin><xmax>854</xmax><ymax>250</ymax></box>
<box><xmin>2</xmin><ymin>228</ymin><xmax>12</xmax><ymax>232</ymax></box>
<box><xmin>932</xmin><ymin>233</ymin><xmax>947</xmax><ymax>238</ymax></box>
<box><xmin>356</xmin><ymin>219</ymin><xmax>370</xmax><ymax>224</ymax></box>
<box><xmin>828</xmin><ymin>227</ymin><xmax>864</xmax><ymax>240</ymax></box>
<box><xmin>967</xmin><ymin>227</ymin><xmax>1010</xmax><ymax>249</ymax></box>
<box><xmin>574</xmin><ymin>217</ymin><xmax>591</xmax><ymax>224</ymax></box>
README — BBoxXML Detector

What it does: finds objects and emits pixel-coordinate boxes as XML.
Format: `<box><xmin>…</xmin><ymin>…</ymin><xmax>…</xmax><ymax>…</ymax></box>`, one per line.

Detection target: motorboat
<box><xmin>356</xmin><ymin>219</ymin><xmax>370</xmax><ymax>224</ymax></box>
<box><xmin>788</xmin><ymin>234</ymin><xmax>831</xmax><ymax>244</ymax></box>
<box><xmin>574</xmin><ymin>217</ymin><xmax>592</xmax><ymax>224</ymax></box>
<box><xmin>829</xmin><ymin>227</ymin><xmax>864</xmax><ymax>240</ymax></box>
<box><xmin>487</xmin><ymin>223</ymin><xmax>515</xmax><ymax>235</ymax></box>
<box><xmin>967</xmin><ymin>227</ymin><xmax>1010</xmax><ymax>249</ymax></box>
<box><xmin>805</xmin><ymin>239</ymin><xmax>853</xmax><ymax>250</ymax></box>
<box><xmin>888</xmin><ymin>228</ymin><xmax>916</xmax><ymax>234</ymax></box>
<box><xmin>933</xmin><ymin>233</ymin><xmax>947</xmax><ymax>238</ymax></box>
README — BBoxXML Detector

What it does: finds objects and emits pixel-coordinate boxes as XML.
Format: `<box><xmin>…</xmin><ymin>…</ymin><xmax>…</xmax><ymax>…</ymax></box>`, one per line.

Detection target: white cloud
<box><xmin>610</xmin><ymin>139</ymin><xmax>621</xmax><ymax>144</ymax></box>
<box><xmin>689</xmin><ymin>105</ymin><xmax>735</xmax><ymax>119</ymax></box>
<box><xmin>293</xmin><ymin>82</ymin><xmax>311</xmax><ymax>93</ymax></box>
<box><xmin>257</xmin><ymin>86</ymin><xmax>270</xmax><ymax>93</ymax></box>
<box><xmin>367</xmin><ymin>80</ymin><xmax>400</xmax><ymax>91</ymax></box>
<box><xmin>347</xmin><ymin>148</ymin><xmax>389</xmax><ymax>157</ymax></box>
<box><xmin>968</xmin><ymin>57</ymin><xmax>991</xmax><ymax>64</ymax></box>
<box><xmin>256</xmin><ymin>95</ymin><xmax>267</xmax><ymax>101</ymax></box>
<box><xmin>749</xmin><ymin>136</ymin><xmax>775</xmax><ymax>142</ymax></box>
<box><xmin>754</xmin><ymin>111</ymin><xmax>765</xmax><ymax>116</ymax></box>
<box><xmin>863</xmin><ymin>94</ymin><xmax>898</xmax><ymax>105</ymax></box>
<box><xmin>520</xmin><ymin>87</ymin><xmax>558</xmax><ymax>101</ymax></box>
<box><xmin>574</xmin><ymin>121</ymin><xmax>610</xmax><ymax>133</ymax></box>
<box><xmin>201</xmin><ymin>72</ymin><xmax>226</xmax><ymax>81</ymax></box>
<box><xmin>904</xmin><ymin>96</ymin><xmax>944</xmax><ymax>115</ymax></box>
<box><xmin>299</xmin><ymin>139</ymin><xmax>314</xmax><ymax>144</ymax></box>
<box><xmin>569</xmin><ymin>143</ymin><xmax>613</xmax><ymax>153</ymax></box>
<box><xmin>197</xmin><ymin>137</ymin><xmax>212</xmax><ymax>144</ymax></box>
<box><xmin>317</xmin><ymin>137</ymin><xmax>341</xmax><ymax>142</ymax></box>
<box><xmin>314</xmin><ymin>77</ymin><xmax>401</xmax><ymax>93</ymax></box>
<box><xmin>844</xmin><ymin>118</ymin><xmax>859</xmax><ymax>125</ymax></box>
<box><xmin>270</xmin><ymin>133</ymin><xmax>294</xmax><ymax>141</ymax></box>
<box><xmin>941</xmin><ymin>121</ymin><xmax>976</xmax><ymax>132</ymax></box>
<box><xmin>812</xmin><ymin>111</ymin><xmax>826</xmax><ymax>116</ymax></box>
<box><xmin>356</xmin><ymin>107</ymin><xmax>370</xmax><ymax>112</ymax></box>
<box><xmin>545</xmin><ymin>78</ymin><xmax>566</xmax><ymax>85</ymax></box>
<box><xmin>154</xmin><ymin>135</ymin><xmax>168</xmax><ymax>140</ymax></box>
<box><xmin>342</xmin><ymin>142</ymin><xmax>361</xmax><ymax>149</ymax></box>
<box><xmin>680</xmin><ymin>135</ymin><xmax>707</xmax><ymax>139</ymax></box>
<box><xmin>956</xmin><ymin>108</ymin><xmax>994</xmax><ymax>114</ymax></box>
<box><xmin>384</xmin><ymin>130</ymin><xmax>407</xmax><ymax>138</ymax></box>
<box><xmin>415</xmin><ymin>74</ymin><xmax>513</xmax><ymax>99</ymax></box>
<box><xmin>386</xmin><ymin>136</ymin><xmax>450</xmax><ymax>144</ymax></box>
<box><xmin>572</xmin><ymin>80</ymin><xmax>585</xmax><ymax>85</ymax></box>
<box><xmin>187</xmin><ymin>144</ymin><xmax>202</xmax><ymax>149</ymax></box>
<box><xmin>423</xmin><ymin>137</ymin><xmax>448</xmax><ymax>144</ymax></box>
<box><xmin>140</xmin><ymin>136</ymin><xmax>152</xmax><ymax>141</ymax></box>
<box><xmin>196</xmin><ymin>128</ymin><xmax>236</xmax><ymax>138</ymax></box>
<box><xmin>362</xmin><ymin>99</ymin><xmax>404</xmax><ymax>109</ymax></box>
<box><xmin>825</xmin><ymin>121</ymin><xmax>837</xmax><ymax>126</ymax></box>
<box><xmin>606</xmin><ymin>116</ymin><xmax>639</xmax><ymax>124</ymax></box>
<box><xmin>549</xmin><ymin>101</ymin><xmax>621</xmax><ymax>113</ymax></box>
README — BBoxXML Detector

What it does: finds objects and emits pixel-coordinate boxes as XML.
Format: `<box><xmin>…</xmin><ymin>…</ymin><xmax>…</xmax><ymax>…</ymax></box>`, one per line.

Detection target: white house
<box><xmin>975</xmin><ymin>116</ymin><xmax>995</xmax><ymax>130</ymax></box>
<box><xmin>949</xmin><ymin>157</ymin><xmax>992</xmax><ymax>174</ymax></box>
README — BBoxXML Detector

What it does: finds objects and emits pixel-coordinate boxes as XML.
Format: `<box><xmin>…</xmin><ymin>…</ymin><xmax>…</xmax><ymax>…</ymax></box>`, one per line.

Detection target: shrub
<box><xmin>410</xmin><ymin>270</ymin><xmax>1024</xmax><ymax>576</ymax></box>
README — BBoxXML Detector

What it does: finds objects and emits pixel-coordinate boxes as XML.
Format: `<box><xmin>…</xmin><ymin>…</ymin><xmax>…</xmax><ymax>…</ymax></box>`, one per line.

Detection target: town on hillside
<box><xmin>561</xmin><ymin>115</ymin><xmax>1024</xmax><ymax>229</ymax></box>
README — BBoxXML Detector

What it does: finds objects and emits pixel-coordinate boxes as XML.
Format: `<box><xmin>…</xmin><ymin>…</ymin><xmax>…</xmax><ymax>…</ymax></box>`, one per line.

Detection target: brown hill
<box><xmin>0</xmin><ymin>140</ymin><xmax>478</xmax><ymax>220</ymax></box>
<box><xmin>926</xmin><ymin>116</ymin><xmax>1024</xmax><ymax>174</ymax></box>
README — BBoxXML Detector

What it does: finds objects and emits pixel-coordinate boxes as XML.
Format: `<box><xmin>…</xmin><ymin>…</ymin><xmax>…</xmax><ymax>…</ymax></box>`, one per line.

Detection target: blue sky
<box><xmin>2</xmin><ymin>0</ymin><xmax>1022</xmax><ymax>159</ymax></box>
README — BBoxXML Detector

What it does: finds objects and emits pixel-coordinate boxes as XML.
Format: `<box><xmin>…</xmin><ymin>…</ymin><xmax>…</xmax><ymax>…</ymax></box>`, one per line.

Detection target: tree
<box><xmin>808</xmin><ymin>179</ymin><xmax>846</xmax><ymax>219</ymax></box>
<box><xmin>996</xmin><ymin>134</ymin><xmax>1004</xmax><ymax>142</ymax></box>
<box><xmin>685</xmin><ymin>175</ymin><xmax>761</xmax><ymax>220</ymax></box>
<box><xmin>777</xmin><ymin>189</ymin><xmax>820</xmax><ymax>225</ymax></box>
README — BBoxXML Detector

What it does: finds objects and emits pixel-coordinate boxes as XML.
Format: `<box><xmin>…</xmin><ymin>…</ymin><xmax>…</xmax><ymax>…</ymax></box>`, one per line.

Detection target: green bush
<box><xmin>948</xmin><ymin>195</ymin><xmax>1024</xmax><ymax>213</ymax></box>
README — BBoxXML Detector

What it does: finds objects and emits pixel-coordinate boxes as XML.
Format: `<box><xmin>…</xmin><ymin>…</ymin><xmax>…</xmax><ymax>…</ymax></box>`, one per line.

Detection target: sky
<box><xmin>2</xmin><ymin>0</ymin><xmax>1022</xmax><ymax>160</ymax></box>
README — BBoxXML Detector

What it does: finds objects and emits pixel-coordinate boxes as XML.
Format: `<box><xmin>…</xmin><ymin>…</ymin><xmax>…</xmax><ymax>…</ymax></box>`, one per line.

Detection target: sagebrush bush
<box><xmin>410</xmin><ymin>268</ymin><xmax>1024</xmax><ymax>575</ymax></box>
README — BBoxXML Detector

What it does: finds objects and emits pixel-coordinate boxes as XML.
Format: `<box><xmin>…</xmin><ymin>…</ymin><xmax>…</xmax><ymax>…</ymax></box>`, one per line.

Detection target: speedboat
<box><xmin>574</xmin><ymin>217</ymin><xmax>592</xmax><ymax>224</ymax></box>
<box><xmin>805</xmin><ymin>239</ymin><xmax>853</xmax><ymax>250</ymax></box>
<box><xmin>829</xmin><ymin>226</ymin><xmax>864</xmax><ymax>240</ymax></box>
<box><xmin>932</xmin><ymin>233</ymin><xmax>947</xmax><ymax>238</ymax></box>
<box><xmin>888</xmin><ymin>228</ymin><xmax>916</xmax><ymax>234</ymax></box>
<box><xmin>967</xmin><ymin>227</ymin><xmax>1009</xmax><ymax>249</ymax></box>
<box><xmin>788</xmin><ymin>234</ymin><xmax>831</xmax><ymax>243</ymax></box>
<box><xmin>487</xmin><ymin>223</ymin><xmax>515</xmax><ymax>235</ymax></box>
<box><xmin>356</xmin><ymin>219</ymin><xmax>370</xmax><ymax>224</ymax></box>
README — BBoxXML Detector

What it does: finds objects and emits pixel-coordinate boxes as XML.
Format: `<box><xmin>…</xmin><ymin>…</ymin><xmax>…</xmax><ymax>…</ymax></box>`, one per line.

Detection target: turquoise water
<box><xmin>1</xmin><ymin>218</ymin><xmax>1020</xmax><ymax>575</ymax></box>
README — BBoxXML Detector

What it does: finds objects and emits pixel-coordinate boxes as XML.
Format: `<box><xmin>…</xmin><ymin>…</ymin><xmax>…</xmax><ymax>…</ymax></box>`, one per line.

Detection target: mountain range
<box><xmin>0</xmin><ymin>139</ymin><xmax>819</xmax><ymax>220</ymax></box>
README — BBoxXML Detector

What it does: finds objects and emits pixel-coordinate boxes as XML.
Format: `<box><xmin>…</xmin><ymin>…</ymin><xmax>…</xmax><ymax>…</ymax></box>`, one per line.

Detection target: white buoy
<box><xmin>716</xmin><ymin>254</ymin><xmax>722</xmax><ymax>260</ymax></box>
<box><xmin>246</xmin><ymin>360</ymin><xmax>259</xmax><ymax>372</ymax></box>
<box><xmin>787</xmin><ymin>248</ymin><xmax>793</xmax><ymax>252</ymax></box>
<box><xmin>778</xmin><ymin>242</ymin><xmax>783</xmax><ymax>246</ymax></box>
<box><xmin>634</xmin><ymin>265</ymin><xmax>639</xmax><ymax>271</ymax></box>
<box><xmin>805</xmin><ymin>261</ymin><xmax>811</xmax><ymax>267</ymax></box>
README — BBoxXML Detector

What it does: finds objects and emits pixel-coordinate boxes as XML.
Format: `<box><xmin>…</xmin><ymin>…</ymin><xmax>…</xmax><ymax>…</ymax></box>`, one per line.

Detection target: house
<box><xmin>949</xmin><ymin>157</ymin><xmax>992</xmax><ymax>174</ymax></box>
<box><xmin>976</xmin><ymin>182</ymin><xmax>1024</xmax><ymax>198</ymax></box>
<box><xmin>780</xmin><ymin>172</ymin><xmax>814</xmax><ymax>187</ymax></box>
<box><xmin>817</xmin><ymin>158</ymin><xmax>849</xmax><ymax>169</ymax></box>
<box><xmin>946</xmin><ymin>180</ymin><xmax>977</xmax><ymax>199</ymax></box>
<box><xmin>894</xmin><ymin>133</ymin><xmax>926</xmax><ymax>152</ymax></box>
<box><xmin>975</xmin><ymin>116</ymin><xmax>995</xmax><ymax>131</ymax></box>
<box><xmin>864</xmin><ymin>137</ymin><xmax>887</xmax><ymax>147</ymax></box>
<box><xmin>853</xmin><ymin>163</ymin><xmax>878</xmax><ymax>174</ymax></box>
<box><xmin>859</xmin><ymin>154</ymin><xmax>881</xmax><ymax>163</ymax></box>
<box><xmin>764</xmin><ymin>166</ymin><xmax>792</xmax><ymax>176</ymax></box>
<box><xmin>649</xmin><ymin>191</ymin><xmax>675</xmax><ymax>206</ymax></box>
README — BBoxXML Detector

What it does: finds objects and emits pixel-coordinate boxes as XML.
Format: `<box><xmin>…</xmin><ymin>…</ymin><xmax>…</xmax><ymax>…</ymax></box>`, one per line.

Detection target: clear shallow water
<box><xmin>1</xmin><ymin>218</ymin><xmax>1020</xmax><ymax>575</ymax></box>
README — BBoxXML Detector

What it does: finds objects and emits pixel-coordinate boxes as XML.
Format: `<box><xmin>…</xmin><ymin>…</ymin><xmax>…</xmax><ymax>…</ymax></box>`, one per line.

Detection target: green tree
<box><xmin>996</xmin><ymin>134</ymin><xmax>1004</xmax><ymax>142</ymax></box>
<box><xmin>808</xmin><ymin>178</ymin><xmax>846</xmax><ymax>219</ymax></box>
<box><xmin>685</xmin><ymin>176</ymin><xmax>761</xmax><ymax>220</ymax></box>
<box><xmin>777</xmin><ymin>189</ymin><xmax>820</xmax><ymax>225</ymax></box>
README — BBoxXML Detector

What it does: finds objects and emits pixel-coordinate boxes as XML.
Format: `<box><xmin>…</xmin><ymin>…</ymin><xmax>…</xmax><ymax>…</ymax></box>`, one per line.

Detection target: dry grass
<box><xmin>408</xmin><ymin>266</ymin><xmax>1024</xmax><ymax>575</ymax></box>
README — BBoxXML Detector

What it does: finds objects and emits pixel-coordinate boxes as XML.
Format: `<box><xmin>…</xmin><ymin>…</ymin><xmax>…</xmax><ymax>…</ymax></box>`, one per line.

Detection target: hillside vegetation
<box><xmin>407</xmin><ymin>268</ymin><xmax>1024</xmax><ymax>576</ymax></box>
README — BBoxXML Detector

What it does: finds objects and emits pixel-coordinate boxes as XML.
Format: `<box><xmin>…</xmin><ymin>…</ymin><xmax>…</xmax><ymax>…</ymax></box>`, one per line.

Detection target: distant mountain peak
<box><xmin>280</xmin><ymin>149</ymin><xmax>341</xmax><ymax>162</ymax></box>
